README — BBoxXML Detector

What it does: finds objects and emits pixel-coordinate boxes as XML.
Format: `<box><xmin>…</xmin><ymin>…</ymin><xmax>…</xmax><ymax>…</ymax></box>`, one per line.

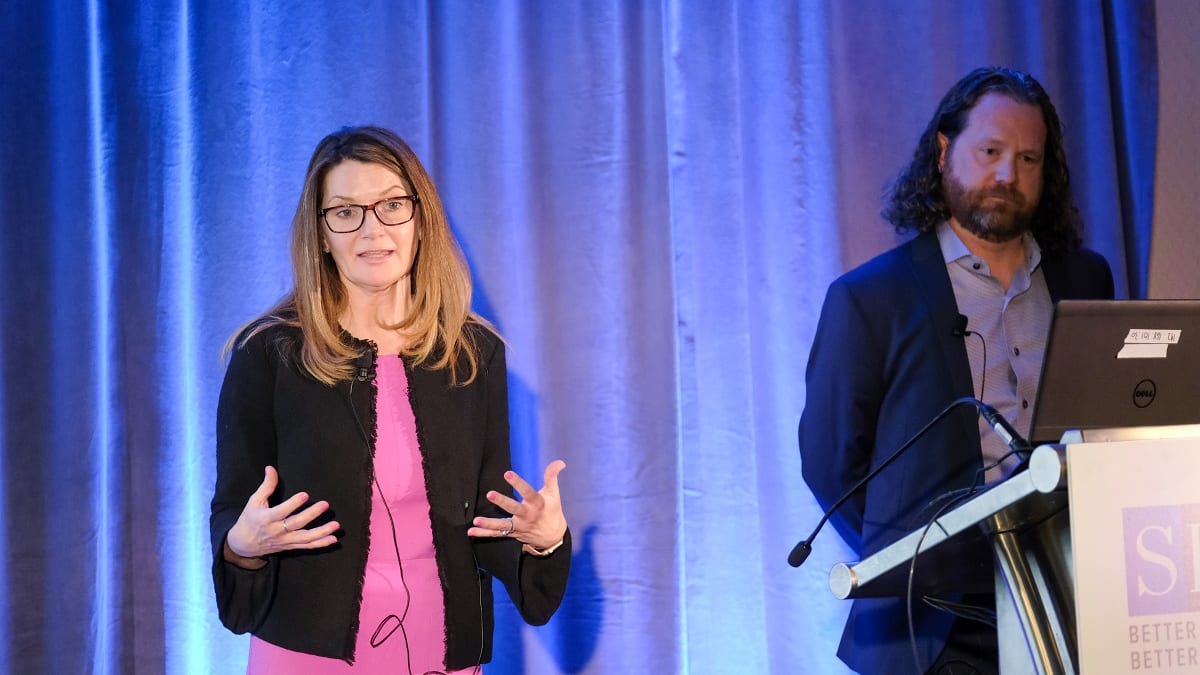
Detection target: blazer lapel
<box><xmin>906</xmin><ymin>233</ymin><xmax>979</xmax><ymax>444</ymax></box>
<box><xmin>1041</xmin><ymin>255</ymin><xmax>1068</xmax><ymax>302</ymax></box>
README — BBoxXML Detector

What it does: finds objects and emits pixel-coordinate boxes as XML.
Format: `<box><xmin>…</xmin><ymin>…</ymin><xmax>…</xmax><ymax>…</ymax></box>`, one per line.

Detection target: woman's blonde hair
<box><xmin>230</xmin><ymin>126</ymin><xmax>489</xmax><ymax>385</ymax></box>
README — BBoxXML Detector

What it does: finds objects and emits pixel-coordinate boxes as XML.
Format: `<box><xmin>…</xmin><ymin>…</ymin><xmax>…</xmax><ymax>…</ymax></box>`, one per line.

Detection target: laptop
<box><xmin>1029</xmin><ymin>299</ymin><xmax>1200</xmax><ymax>444</ymax></box>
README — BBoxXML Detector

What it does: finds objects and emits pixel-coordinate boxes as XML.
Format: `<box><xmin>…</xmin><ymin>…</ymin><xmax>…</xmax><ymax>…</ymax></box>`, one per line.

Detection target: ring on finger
<box><xmin>281</xmin><ymin>518</ymin><xmax>291</xmax><ymax>533</ymax></box>
<box><xmin>499</xmin><ymin>518</ymin><xmax>513</xmax><ymax>537</ymax></box>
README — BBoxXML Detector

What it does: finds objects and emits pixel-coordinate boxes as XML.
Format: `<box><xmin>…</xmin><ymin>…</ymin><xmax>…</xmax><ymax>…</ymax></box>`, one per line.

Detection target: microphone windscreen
<box><xmin>788</xmin><ymin>541</ymin><xmax>812</xmax><ymax>568</ymax></box>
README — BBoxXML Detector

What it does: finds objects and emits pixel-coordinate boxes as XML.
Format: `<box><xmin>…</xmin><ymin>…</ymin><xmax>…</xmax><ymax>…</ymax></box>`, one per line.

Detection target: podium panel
<box><xmin>826</xmin><ymin>426</ymin><xmax>1200</xmax><ymax>674</ymax></box>
<box><xmin>1068</xmin><ymin>434</ymin><xmax>1200</xmax><ymax>674</ymax></box>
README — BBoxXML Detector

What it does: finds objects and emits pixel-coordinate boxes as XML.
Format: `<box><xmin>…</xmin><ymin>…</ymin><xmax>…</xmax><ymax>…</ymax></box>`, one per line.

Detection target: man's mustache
<box><xmin>974</xmin><ymin>186</ymin><xmax>1026</xmax><ymax>206</ymax></box>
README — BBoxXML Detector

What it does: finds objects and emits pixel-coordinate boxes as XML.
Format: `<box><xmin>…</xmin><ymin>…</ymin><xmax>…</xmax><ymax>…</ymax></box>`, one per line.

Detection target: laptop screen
<box><xmin>1029</xmin><ymin>299</ymin><xmax>1200</xmax><ymax>444</ymax></box>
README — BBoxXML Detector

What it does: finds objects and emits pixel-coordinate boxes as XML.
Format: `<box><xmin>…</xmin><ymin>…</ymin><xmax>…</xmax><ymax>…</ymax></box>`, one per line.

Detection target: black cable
<box><xmin>924</xmin><ymin>596</ymin><xmax>996</xmax><ymax>627</ymax></box>
<box><xmin>348</xmin><ymin>377</ymin><xmax>419</xmax><ymax>675</ymax></box>
<box><xmin>368</xmin><ymin>474</ymin><xmax>420</xmax><ymax>675</ymax></box>
<box><xmin>468</xmin><ymin>549</ymin><xmax>485</xmax><ymax>675</ymax></box>
<box><xmin>906</xmin><ymin>487</ymin><xmax>978</xmax><ymax>674</ymax></box>
<box><xmin>958</xmin><ymin>323</ymin><xmax>994</xmax><ymax>482</ymax></box>
<box><xmin>973</xmin><ymin>446</ymin><xmax>1031</xmax><ymax>489</ymax></box>
<box><xmin>962</xmin><ymin>329</ymin><xmax>987</xmax><ymax>405</ymax></box>
<box><xmin>961</xmin><ymin>320</ymin><xmax>1036</xmax><ymax>481</ymax></box>
<box><xmin>350</xmin><ymin>368</ymin><xmax>483</xmax><ymax>675</ymax></box>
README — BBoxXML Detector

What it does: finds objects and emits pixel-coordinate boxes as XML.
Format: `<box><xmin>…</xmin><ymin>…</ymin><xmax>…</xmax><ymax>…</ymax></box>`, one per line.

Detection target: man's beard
<box><xmin>942</xmin><ymin>165</ymin><xmax>1037</xmax><ymax>243</ymax></box>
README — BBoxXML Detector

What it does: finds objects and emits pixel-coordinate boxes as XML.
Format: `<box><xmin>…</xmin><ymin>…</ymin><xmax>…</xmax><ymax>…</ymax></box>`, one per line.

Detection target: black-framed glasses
<box><xmin>319</xmin><ymin>195</ymin><xmax>420</xmax><ymax>233</ymax></box>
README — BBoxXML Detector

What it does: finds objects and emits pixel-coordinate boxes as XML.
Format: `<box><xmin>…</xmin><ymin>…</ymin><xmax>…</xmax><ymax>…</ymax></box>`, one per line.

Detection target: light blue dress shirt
<box><xmin>937</xmin><ymin>222</ymin><xmax>1054</xmax><ymax>483</ymax></box>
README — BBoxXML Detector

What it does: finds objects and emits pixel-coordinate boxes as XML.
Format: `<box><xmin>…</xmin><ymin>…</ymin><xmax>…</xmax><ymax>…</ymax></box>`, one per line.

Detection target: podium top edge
<box><xmin>1059</xmin><ymin>424</ymin><xmax>1200</xmax><ymax>444</ymax></box>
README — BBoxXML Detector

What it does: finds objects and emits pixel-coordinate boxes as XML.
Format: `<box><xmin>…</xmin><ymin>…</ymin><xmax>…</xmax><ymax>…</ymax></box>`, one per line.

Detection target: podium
<box><xmin>828</xmin><ymin>425</ymin><xmax>1200</xmax><ymax>674</ymax></box>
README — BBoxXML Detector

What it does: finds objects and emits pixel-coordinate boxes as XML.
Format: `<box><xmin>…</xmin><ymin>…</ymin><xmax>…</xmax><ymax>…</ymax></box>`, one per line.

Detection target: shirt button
<box><xmin>972</xmin><ymin>262</ymin><xmax>981</xmax><ymax>270</ymax></box>
<box><xmin>1022</xmin><ymin>400</ymin><xmax>1029</xmax><ymax>409</ymax></box>
<box><xmin>1013</xmin><ymin>347</ymin><xmax>1020</xmax><ymax>356</ymax></box>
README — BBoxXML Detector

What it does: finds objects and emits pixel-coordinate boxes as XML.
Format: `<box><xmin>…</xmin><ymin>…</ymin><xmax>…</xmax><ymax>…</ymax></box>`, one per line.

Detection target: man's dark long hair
<box><xmin>882</xmin><ymin>66</ymin><xmax>1082</xmax><ymax>256</ymax></box>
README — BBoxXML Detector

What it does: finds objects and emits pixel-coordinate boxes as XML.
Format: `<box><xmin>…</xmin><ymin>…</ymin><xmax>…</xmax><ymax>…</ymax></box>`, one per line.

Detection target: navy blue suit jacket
<box><xmin>798</xmin><ymin>231</ymin><xmax>1113</xmax><ymax>674</ymax></box>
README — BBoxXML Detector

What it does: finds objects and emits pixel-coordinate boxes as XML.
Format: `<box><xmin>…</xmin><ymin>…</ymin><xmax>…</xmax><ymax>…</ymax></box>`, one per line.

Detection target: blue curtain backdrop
<box><xmin>0</xmin><ymin>1</ymin><xmax>1155</xmax><ymax>673</ymax></box>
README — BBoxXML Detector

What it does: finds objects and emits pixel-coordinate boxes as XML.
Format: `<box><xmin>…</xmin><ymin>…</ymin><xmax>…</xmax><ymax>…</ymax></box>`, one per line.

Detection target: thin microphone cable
<box><xmin>350</xmin><ymin>368</ymin><xmax>484</xmax><ymax>675</ymax></box>
<box><xmin>967</xmin><ymin>331</ymin><xmax>987</xmax><ymax>404</ymax></box>
<box><xmin>973</xmin><ymin>446</ymin><xmax>1033</xmax><ymax>489</ymax></box>
<box><xmin>959</xmin><ymin>321</ymin><xmax>1036</xmax><ymax>481</ymax></box>
<box><xmin>955</xmin><ymin>317</ymin><xmax>988</xmax><ymax>417</ymax></box>
<box><xmin>349</xmin><ymin>375</ymin><xmax>431</xmax><ymax>675</ymax></box>
<box><xmin>906</xmin><ymin>487</ymin><xmax>979</xmax><ymax>675</ymax></box>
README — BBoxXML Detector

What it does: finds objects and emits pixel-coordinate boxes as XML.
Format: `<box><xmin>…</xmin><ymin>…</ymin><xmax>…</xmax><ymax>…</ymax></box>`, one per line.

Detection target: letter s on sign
<box><xmin>1137</xmin><ymin>525</ymin><xmax>1178</xmax><ymax>597</ymax></box>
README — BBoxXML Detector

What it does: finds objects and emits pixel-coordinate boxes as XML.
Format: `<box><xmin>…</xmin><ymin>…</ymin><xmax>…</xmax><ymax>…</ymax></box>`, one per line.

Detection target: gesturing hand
<box><xmin>469</xmin><ymin>460</ymin><xmax>567</xmax><ymax>550</ymax></box>
<box><xmin>224</xmin><ymin>466</ymin><xmax>341</xmax><ymax>567</ymax></box>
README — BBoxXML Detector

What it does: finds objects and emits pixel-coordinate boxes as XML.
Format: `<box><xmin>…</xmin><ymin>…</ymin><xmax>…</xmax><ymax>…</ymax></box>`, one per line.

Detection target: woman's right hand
<box><xmin>223</xmin><ymin>466</ymin><xmax>340</xmax><ymax>567</ymax></box>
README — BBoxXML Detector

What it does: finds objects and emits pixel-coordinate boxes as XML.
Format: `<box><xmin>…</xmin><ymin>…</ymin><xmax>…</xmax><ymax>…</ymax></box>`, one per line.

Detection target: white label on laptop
<box><xmin>1117</xmin><ymin>329</ymin><xmax>1181</xmax><ymax>358</ymax></box>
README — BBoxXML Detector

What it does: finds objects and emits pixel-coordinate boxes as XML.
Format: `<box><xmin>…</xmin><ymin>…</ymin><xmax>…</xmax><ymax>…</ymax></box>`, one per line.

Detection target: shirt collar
<box><xmin>936</xmin><ymin>221</ymin><xmax>1042</xmax><ymax>271</ymax></box>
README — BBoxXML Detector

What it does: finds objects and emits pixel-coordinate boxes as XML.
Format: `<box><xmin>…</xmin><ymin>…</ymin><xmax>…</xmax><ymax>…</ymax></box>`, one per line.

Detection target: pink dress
<box><xmin>248</xmin><ymin>356</ymin><xmax>476</xmax><ymax>674</ymax></box>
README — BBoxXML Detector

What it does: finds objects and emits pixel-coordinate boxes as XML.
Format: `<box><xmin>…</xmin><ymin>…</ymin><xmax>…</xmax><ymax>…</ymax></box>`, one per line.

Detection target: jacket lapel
<box><xmin>1041</xmin><ymin>254</ymin><xmax>1069</xmax><ymax>302</ymax></box>
<box><xmin>906</xmin><ymin>233</ymin><xmax>979</xmax><ymax>445</ymax></box>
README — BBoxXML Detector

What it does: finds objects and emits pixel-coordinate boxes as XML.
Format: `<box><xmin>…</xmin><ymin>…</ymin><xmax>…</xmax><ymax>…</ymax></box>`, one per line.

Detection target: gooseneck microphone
<box><xmin>788</xmin><ymin>396</ymin><xmax>1031</xmax><ymax>568</ymax></box>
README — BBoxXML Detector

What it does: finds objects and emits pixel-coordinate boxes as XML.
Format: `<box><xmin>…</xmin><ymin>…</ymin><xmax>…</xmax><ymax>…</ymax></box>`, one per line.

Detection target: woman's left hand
<box><xmin>469</xmin><ymin>459</ymin><xmax>567</xmax><ymax>549</ymax></box>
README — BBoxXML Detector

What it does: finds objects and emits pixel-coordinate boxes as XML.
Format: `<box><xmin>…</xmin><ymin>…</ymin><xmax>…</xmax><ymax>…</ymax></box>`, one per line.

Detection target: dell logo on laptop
<box><xmin>1132</xmin><ymin>379</ymin><xmax>1157</xmax><ymax>408</ymax></box>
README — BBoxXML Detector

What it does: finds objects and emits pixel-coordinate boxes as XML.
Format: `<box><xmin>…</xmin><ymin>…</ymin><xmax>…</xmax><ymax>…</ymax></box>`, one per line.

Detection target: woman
<box><xmin>210</xmin><ymin>126</ymin><xmax>571</xmax><ymax>674</ymax></box>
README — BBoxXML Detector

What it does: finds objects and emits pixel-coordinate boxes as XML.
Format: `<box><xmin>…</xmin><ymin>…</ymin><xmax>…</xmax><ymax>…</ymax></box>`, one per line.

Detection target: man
<box><xmin>798</xmin><ymin>67</ymin><xmax>1114</xmax><ymax>674</ymax></box>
